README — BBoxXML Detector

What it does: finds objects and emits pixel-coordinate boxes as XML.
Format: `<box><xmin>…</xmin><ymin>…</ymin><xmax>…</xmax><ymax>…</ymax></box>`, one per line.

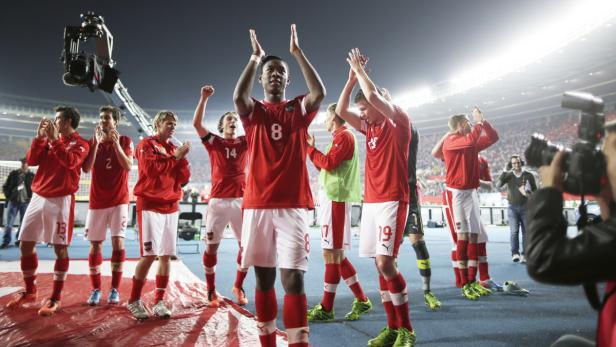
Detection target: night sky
<box><xmin>0</xmin><ymin>0</ymin><xmax>579</xmax><ymax>118</ymax></box>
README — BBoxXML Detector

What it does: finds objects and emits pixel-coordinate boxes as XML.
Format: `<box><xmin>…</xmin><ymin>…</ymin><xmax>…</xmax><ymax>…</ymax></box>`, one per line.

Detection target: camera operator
<box><xmin>525</xmin><ymin>122</ymin><xmax>616</xmax><ymax>347</ymax></box>
<box><xmin>497</xmin><ymin>155</ymin><xmax>537</xmax><ymax>263</ymax></box>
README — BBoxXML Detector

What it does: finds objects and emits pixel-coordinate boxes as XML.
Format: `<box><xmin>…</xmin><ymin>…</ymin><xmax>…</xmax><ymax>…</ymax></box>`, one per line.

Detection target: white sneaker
<box><xmin>520</xmin><ymin>255</ymin><xmax>526</xmax><ymax>264</ymax></box>
<box><xmin>152</xmin><ymin>300</ymin><xmax>171</xmax><ymax>319</ymax></box>
<box><xmin>127</xmin><ymin>300</ymin><xmax>149</xmax><ymax>321</ymax></box>
<box><xmin>512</xmin><ymin>254</ymin><xmax>520</xmax><ymax>263</ymax></box>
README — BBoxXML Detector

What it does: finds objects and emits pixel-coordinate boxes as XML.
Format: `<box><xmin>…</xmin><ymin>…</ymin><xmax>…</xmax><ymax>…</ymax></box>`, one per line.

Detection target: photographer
<box><xmin>497</xmin><ymin>155</ymin><xmax>537</xmax><ymax>263</ymax></box>
<box><xmin>526</xmin><ymin>123</ymin><xmax>616</xmax><ymax>347</ymax></box>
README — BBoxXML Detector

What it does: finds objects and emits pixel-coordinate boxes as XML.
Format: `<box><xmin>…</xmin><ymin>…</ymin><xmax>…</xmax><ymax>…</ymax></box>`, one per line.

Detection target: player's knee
<box><xmin>19</xmin><ymin>241</ymin><xmax>35</xmax><ymax>255</ymax></box>
<box><xmin>412</xmin><ymin>240</ymin><xmax>429</xmax><ymax>260</ymax></box>
<box><xmin>255</xmin><ymin>266</ymin><xmax>276</xmax><ymax>291</ymax></box>
<box><xmin>90</xmin><ymin>241</ymin><xmax>102</xmax><ymax>253</ymax></box>
<box><xmin>375</xmin><ymin>256</ymin><xmax>397</xmax><ymax>277</ymax></box>
<box><xmin>280</xmin><ymin>269</ymin><xmax>305</xmax><ymax>294</ymax></box>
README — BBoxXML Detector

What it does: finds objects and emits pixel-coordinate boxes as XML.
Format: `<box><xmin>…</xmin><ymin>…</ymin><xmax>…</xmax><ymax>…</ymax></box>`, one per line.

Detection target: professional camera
<box><xmin>61</xmin><ymin>12</ymin><xmax>119</xmax><ymax>93</ymax></box>
<box><xmin>524</xmin><ymin>91</ymin><xmax>605</xmax><ymax>195</ymax></box>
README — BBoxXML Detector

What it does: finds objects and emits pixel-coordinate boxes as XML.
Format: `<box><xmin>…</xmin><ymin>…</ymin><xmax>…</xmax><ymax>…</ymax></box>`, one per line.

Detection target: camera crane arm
<box><xmin>62</xmin><ymin>12</ymin><xmax>155</xmax><ymax>136</ymax></box>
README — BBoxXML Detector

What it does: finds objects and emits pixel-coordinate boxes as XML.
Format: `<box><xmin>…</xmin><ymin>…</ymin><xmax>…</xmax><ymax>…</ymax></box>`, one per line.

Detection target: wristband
<box><xmin>250</xmin><ymin>55</ymin><xmax>262</xmax><ymax>63</ymax></box>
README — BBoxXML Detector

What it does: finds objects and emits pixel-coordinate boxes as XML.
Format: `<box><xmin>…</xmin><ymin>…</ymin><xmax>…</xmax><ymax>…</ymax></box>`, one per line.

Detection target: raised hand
<box><xmin>290</xmin><ymin>24</ymin><xmax>301</xmax><ymax>55</ymax></box>
<box><xmin>109</xmin><ymin>129</ymin><xmax>120</xmax><ymax>145</ymax></box>
<box><xmin>307</xmin><ymin>133</ymin><xmax>315</xmax><ymax>147</ymax></box>
<box><xmin>472</xmin><ymin>107</ymin><xmax>484</xmax><ymax>123</ymax></box>
<box><xmin>174</xmin><ymin>141</ymin><xmax>191</xmax><ymax>160</ymax></box>
<box><xmin>347</xmin><ymin>48</ymin><xmax>369</xmax><ymax>82</ymax></box>
<box><xmin>250</xmin><ymin>29</ymin><xmax>265</xmax><ymax>59</ymax></box>
<box><xmin>36</xmin><ymin>118</ymin><xmax>49</xmax><ymax>139</ymax></box>
<box><xmin>201</xmin><ymin>85</ymin><xmax>215</xmax><ymax>98</ymax></box>
<box><xmin>94</xmin><ymin>124</ymin><xmax>105</xmax><ymax>144</ymax></box>
<box><xmin>47</xmin><ymin>121</ymin><xmax>59</xmax><ymax>141</ymax></box>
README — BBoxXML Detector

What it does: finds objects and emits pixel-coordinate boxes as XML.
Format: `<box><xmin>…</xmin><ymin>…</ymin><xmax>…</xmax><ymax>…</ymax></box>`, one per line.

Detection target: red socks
<box><xmin>51</xmin><ymin>257</ymin><xmax>69</xmax><ymax>301</ymax></box>
<box><xmin>340</xmin><ymin>257</ymin><xmax>368</xmax><ymax>301</ymax></box>
<box><xmin>379</xmin><ymin>275</ymin><xmax>398</xmax><ymax>329</ymax></box>
<box><xmin>478</xmin><ymin>242</ymin><xmax>490</xmax><ymax>281</ymax></box>
<box><xmin>203</xmin><ymin>252</ymin><xmax>217</xmax><ymax>290</ymax></box>
<box><xmin>111</xmin><ymin>249</ymin><xmax>125</xmax><ymax>289</ymax></box>
<box><xmin>155</xmin><ymin>275</ymin><xmax>169</xmax><ymax>302</ymax></box>
<box><xmin>387</xmin><ymin>273</ymin><xmax>413</xmax><ymax>331</ymax></box>
<box><xmin>283</xmin><ymin>294</ymin><xmax>309</xmax><ymax>347</ymax></box>
<box><xmin>256</xmin><ymin>288</ymin><xmax>278</xmax><ymax>347</ymax></box>
<box><xmin>21</xmin><ymin>253</ymin><xmax>38</xmax><ymax>294</ymax></box>
<box><xmin>129</xmin><ymin>277</ymin><xmax>145</xmax><ymax>303</ymax></box>
<box><xmin>321</xmin><ymin>263</ymin><xmax>340</xmax><ymax>312</ymax></box>
<box><xmin>456</xmin><ymin>240</ymin><xmax>469</xmax><ymax>286</ymax></box>
<box><xmin>88</xmin><ymin>252</ymin><xmax>102</xmax><ymax>290</ymax></box>
<box><xmin>468</xmin><ymin>242</ymin><xmax>478</xmax><ymax>282</ymax></box>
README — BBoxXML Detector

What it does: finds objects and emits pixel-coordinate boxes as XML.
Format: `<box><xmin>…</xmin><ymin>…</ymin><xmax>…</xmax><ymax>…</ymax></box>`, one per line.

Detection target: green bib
<box><xmin>318</xmin><ymin>129</ymin><xmax>361</xmax><ymax>202</ymax></box>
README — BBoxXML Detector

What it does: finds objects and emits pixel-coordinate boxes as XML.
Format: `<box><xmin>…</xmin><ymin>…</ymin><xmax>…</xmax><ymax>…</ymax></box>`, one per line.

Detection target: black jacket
<box><xmin>2</xmin><ymin>169</ymin><xmax>34</xmax><ymax>203</ymax></box>
<box><xmin>526</xmin><ymin>188</ymin><xmax>616</xmax><ymax>346</ymax></box>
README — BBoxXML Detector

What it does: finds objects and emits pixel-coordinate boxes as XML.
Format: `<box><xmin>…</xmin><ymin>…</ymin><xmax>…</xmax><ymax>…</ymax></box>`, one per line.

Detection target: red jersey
<box><xmin>133</xmin><ymin>136</ymin><xmax>190</xmax><ymax>213</ymax></box>
<box><xmin>478</xmin><ymin>155</ymin><xmax>492</xmax><ymax>182</ymax></box>
<box><xmin>360</xmin><ymin>106</ymin><xmax>411</xmax><ymax>203</ymax></box>
<box><xmin>443</xmin><ymin>121</ymin><xmax>498</xmax><ymax>190</ymax></box>
<box><xmin>202</xmin><ymin>133</ymin><xmax>247</xmax><ymax>198</ymax></box>
<box><xmin>240</xmin><ymin>96</ymin><xmax>317</xmax><ymax>209</ymax></box>
<box><xmin>308</xmin><ymin>126</ymin><xmax>354</xmax><ymax>171</ymax></box>
<box><xmin>88</xmin><ymin>136</ymin><xmax>133</xmax><ymax>209</ymax></box>
<box><xmin>26</xmin><ymin>132</ymin><xmax>90</xmax><ymax>198</ymax></box>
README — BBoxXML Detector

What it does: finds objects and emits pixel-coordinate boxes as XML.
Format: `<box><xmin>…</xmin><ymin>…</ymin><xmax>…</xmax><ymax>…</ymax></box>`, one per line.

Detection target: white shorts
<box><xmin>204</xmin><ymin>198</ymin><xmax>242</xmax><ymax>244</ymax></box>
<box><xmin>359</xmin><ymin>201</ymin><xmax>408</xmax><ymax>258</ymax></box>
<box><xmin>138</xmin><ymin>210</ymin><xmax>179</xmax><ymax>256</ymax></box>
<box><xmin>19</xmin><ymin>193</ymin><xmax>75</xmax><ymax>245</ymax></box>
<box><xmin>448</xmin><ymin>188</ymin><xmax>481</xmax><ymax>234</ymax></box>
<box><xmin>85</xmin><ymin>204</ymin><xmax>129</xmax><ymax>241</ymax></box>
<box><xmin>443</xmin><ymin>189</ymin><xmax>488</xmax><ymax>243</ymax></box>
<box><xmin>241</xmin><ymin>208</ymin><xmax>310</xmax><ymax>271</ymax></box>
<box><xmin>318</xmin><ymin>191</ymin><xmax>352</xmax><ymax>250</ymax></box>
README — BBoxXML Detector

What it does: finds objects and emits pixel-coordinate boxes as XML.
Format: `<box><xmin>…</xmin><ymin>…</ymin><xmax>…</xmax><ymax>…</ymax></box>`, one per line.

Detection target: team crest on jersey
<box><xmin>285</xmin><ymin>103</ymin><xmax>295</xmax><ymax>113</ymax></box>
<box><xmin>368</xmin><ymin>136</ymin><xmax>379</xmax><ymax>150</ymax></box>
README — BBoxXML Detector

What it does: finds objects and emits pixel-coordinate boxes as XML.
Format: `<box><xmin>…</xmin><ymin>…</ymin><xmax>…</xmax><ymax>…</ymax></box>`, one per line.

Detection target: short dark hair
<box><xmin>99</xmin><ymin>105</ymin><xmax>121</xmax><ymax>123</ymax></box>
<box><xmin>217</xmin><ymin>111</ymin><xmax>238</xmax><ymax>133</ymax></box>
<box><xmin>20</xmin><ymin>157</ymin><xmax>27</xmax><ymax>164</ymax></box>
<box><xmin>54</xmin><ymin>105</ymin><xmax>81</xmax><ymax>129</ymax></box>
<box><xmin>260</xmin><ymin>55</ymin><xmax>286</xmax><ymax>72</ymax></box>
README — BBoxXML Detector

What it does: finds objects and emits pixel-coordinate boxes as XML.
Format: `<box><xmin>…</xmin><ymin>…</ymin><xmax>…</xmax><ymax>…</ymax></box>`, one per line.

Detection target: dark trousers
<box><xmin>2</xmin><ymin>201</ymin><xmax>28</xmax><ymax>245</ymax></box>
<box><xmin>508</xmin><ymin>204</ymin><xmax>527</xmax><ymax>255</ymax></box>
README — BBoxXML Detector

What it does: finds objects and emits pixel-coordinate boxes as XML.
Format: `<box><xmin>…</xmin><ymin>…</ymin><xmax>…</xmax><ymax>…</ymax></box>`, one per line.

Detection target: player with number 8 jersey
<box><xmin>233</xmin><ymin>25</ymin><xmax>325</xmax><ymax>347</ymax></box>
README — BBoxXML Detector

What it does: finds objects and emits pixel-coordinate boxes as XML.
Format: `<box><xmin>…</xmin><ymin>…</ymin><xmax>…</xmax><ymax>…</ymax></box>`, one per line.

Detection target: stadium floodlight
<box><xmin>448</xmin><ymin>0</ymin><xmax>616</xmax><ymax>94</ymax></box>
<box><xmin>394</xmin><ymin>87</ymin><xmax>434</xmax><ymax>109</ymax></box>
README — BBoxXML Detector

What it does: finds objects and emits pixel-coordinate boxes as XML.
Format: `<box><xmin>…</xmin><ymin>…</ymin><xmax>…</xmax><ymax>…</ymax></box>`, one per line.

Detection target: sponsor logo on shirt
<box><xmin>285</xmin><ymin>103</ymin><xmax>295</xmax><ymax>113</ymax></box>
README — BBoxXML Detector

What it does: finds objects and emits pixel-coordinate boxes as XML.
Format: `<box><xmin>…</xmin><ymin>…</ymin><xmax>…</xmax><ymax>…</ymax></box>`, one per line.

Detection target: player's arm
<box><xmin>307</xmin><ymin>132</ymin><xmax>354</xmax><ymax>171</ymax></box>
<box><xmin>289</xmin><ymin>24</ymin><xmax>326</xmax><ymax>114</ymax></box>
<box><xmin>335</xmin><ymin>69</ymin><xmax>362</xmax><ymax>132</ymax></box>
<box><xmin>233</xmin><ymin>29</ymin><xmax>263</xmax><ymax>117</ymax></box>
<box><xmin>26</xmin><ymin>118</ymin><xmax>51</xmax><ymax>166</ymax></box>
<box><xmin>193</xmin><ymin>85</ymin><xmax>215</xmax><ymax>138</ymax></box>
<box><xmin>431</xmin><ymin>132</ymin><xmax>449</xmax><ymax>160</ymax></box>
<box><xmin>443</xmin><ymin>123</ymin><xmax>483</xmax><ymax>151</ymax></box>
<box><xmin>111</xmin><ymin>131</ymin><xmax>133</xmax><ymax>171</ymax></box>
<box><xmin>50</xmin><ymin>139</ymin><xmax>90</xmax><ymax>169</ymax></box>
<box><xmin>139</xmin><ymin>141</ymin><xmax>178</xmax><ymax>178</ymax></box>
<box><xmin>348</xmin><ymin>48</ymin><xmax>398</xmax><ymax>122</ymax></box>
<box><xmin>173</xmin><ymin>142</ymin><xmax>191</xmax><ymax>187</ymax></box>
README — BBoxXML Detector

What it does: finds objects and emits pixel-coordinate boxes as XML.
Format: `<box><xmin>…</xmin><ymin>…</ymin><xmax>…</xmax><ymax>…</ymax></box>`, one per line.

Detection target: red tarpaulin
<box><xmin>0</xmin><ymin>260</ymin><xmax>287</xmax><ymax>346</ymax></box>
